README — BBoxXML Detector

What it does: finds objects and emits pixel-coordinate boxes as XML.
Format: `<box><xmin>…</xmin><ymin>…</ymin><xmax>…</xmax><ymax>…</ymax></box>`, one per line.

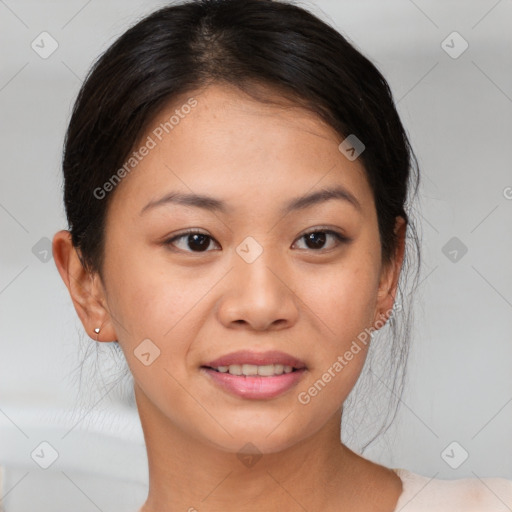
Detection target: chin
<box><xmin>194</xmin><ymin>413</ymin><xmax>318</xmax><ymax>457</ymax></box>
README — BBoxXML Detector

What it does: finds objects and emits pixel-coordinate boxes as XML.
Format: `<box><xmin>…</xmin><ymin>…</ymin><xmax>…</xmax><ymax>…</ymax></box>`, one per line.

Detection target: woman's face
<box><xmin>93</xmin><ymin>83</ymin><xmax>402</xmax><ymax>454</ymax></box>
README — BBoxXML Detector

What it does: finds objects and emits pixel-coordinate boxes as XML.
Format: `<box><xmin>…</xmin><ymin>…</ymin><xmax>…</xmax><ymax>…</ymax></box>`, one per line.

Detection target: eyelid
<box><xmin>296</xmin><ymin>225</ymin><xmax>350</xmax><ymax>241</ymax></box>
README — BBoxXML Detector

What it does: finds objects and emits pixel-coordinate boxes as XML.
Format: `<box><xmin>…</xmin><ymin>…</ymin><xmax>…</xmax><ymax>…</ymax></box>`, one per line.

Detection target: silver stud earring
<box><xmin>94</xmin><ymin>327</ymin><xmax>100</xmax><ymax>334</ymax></box>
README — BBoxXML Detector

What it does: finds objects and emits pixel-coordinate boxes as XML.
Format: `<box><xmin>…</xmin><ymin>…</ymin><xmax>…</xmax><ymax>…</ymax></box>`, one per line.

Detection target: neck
<box><xmin>135</xmin><ymin>385</ymin><xmax>370</xmax><ymax>512</ymax></box>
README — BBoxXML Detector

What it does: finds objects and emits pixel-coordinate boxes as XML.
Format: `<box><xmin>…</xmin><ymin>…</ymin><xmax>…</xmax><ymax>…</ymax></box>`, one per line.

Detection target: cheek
<box><xmin>294</xmin><ymin>247</ymin><xmax>380</xmax><ymax>394</ymax></box>
<box><xmin>299</xmin><ymin>254</ymin><xmax>380</xmax><ymax>339</ymax></box>
<box><xmin>293</xmin><ymin>267</ymin><xmax>377</xmax><ymax>419</ymax></box>
<box><xmin>332</xmin><ymin>267</ymin><xmax>378</xmax><ymax>329</ymax></box>
<box><xmin>102</xmin><ymin>245</ymin><xmax>196</xmax><ymax>353</ymax></box>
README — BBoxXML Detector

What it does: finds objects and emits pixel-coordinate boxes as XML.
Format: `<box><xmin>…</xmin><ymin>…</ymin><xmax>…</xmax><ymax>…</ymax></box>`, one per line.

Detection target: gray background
<box><xmin>1</xmin><ymin>0</ymin><xmax>511</xmax><ymax>510</ymax></box>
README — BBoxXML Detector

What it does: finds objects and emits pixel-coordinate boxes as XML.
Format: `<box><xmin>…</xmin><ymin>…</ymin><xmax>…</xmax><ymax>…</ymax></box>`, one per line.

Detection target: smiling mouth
<box><xmin>202</xmin><ymin>364</ymin><xmax>302</xmax><ymax>377</ymax></box>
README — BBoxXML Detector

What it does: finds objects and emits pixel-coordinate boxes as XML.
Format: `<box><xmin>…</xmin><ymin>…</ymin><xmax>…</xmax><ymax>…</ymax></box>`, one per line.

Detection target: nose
<box><xmin>216</xmin><ymin>246</ymin><xmax>300</xmax><ymax>332</ymax></box>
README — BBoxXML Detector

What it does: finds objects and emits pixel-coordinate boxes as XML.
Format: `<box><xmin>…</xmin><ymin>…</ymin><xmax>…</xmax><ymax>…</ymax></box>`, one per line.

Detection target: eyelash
<box><xmin>162</xmin><ymin>228</ymin><xmax>351</xmax><ymax>254</ymax></box>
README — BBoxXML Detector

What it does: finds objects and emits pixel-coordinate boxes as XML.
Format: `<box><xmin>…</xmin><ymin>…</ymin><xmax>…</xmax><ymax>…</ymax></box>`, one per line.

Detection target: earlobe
<box><xmin>52</xmin><ymin>230</ymin><xmax>117</xmax><ymax>342</ymax></box>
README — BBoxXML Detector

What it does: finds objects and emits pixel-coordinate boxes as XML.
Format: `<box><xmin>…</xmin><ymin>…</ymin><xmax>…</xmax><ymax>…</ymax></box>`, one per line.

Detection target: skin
<box><xmin>53</xmin><ymin>83</ymin><xmax>406</xmax><ymax>511</ymax></box>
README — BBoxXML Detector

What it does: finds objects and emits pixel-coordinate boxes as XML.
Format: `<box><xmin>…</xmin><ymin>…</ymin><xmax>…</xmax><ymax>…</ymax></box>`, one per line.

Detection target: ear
<box><xmin>52</xmin><ymin>230</ymin><xmax>117</xmax><ymax>342</ymax></box>
<box><xmin>372</xmin><ymin>216</ymin><xmax>407</xmax><ymax>329</ymax></box>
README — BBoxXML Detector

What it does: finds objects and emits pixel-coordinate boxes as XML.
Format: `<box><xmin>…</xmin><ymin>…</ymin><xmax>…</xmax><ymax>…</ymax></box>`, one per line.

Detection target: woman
<box><xmin>52</xmin><ymin>0</ymin><xmax>512</xmax><ymax>510</ymax></box>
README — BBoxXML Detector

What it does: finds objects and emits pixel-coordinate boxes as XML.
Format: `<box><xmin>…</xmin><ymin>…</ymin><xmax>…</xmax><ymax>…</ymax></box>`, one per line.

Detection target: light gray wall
<box><xmin>1</xmin><ymin>1</ymin><xmax>511</xmax><ymax>510</ymax></box>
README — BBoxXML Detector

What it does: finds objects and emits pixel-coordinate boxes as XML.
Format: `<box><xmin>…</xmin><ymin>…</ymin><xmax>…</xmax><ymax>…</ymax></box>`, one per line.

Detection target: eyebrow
<box><xmin>140</xmin><ymin>185</ymin><xmax>362</xmax><ymax>216</ymax></box>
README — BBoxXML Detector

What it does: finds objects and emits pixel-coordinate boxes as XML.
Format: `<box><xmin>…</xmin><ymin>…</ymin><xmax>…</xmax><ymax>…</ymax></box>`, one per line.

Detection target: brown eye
<box><xmin>293</xmin><ymin>229</ymin><xmax>350</xmax><ymax>251</ymax></box>
<box><xmin>164</xmin><ymin>230</ymin><xmax>220</xmax><ymax>253</ymax></box>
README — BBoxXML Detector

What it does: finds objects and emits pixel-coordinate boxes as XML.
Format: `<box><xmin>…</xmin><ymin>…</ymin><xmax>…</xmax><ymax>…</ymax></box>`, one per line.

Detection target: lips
<box><xmin>202</xmin><ymin>350</ymin><xmax>307</xmax><ymax>370</ymax></box>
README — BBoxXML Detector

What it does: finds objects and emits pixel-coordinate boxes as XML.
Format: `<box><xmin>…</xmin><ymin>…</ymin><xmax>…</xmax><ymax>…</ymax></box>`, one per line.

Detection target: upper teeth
<box><xmin>213</xmin><ymin>364</ymin><xmax>295</xmax><ymax>376</ymax></box>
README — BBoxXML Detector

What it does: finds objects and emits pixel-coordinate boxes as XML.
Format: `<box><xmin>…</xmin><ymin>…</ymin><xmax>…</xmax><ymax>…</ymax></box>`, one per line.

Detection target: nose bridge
<box><xmin>234</xmin><ymin>234</ymin><xmax>283</xmax><ymax>297</ymax></box>
<box><xmin>216</xmin><ymin>234</ymin><xmax>298</xmax><ymax>330</ymax></box>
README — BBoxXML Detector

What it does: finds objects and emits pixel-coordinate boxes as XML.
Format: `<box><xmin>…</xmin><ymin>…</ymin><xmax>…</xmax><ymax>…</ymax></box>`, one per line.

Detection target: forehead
<box><xmin>108</xmin><ymin>83</ymin><xmax>373</xmax><ymax>218</ymax></box>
